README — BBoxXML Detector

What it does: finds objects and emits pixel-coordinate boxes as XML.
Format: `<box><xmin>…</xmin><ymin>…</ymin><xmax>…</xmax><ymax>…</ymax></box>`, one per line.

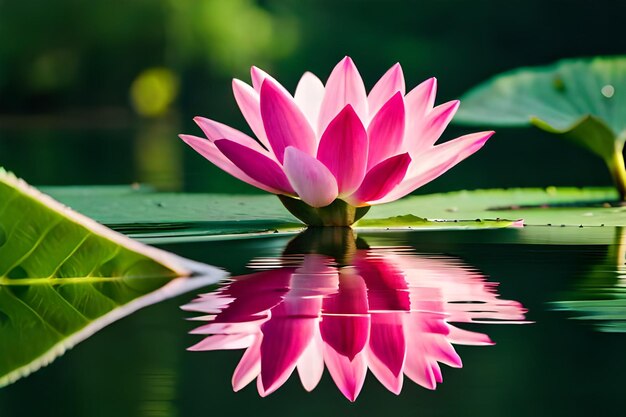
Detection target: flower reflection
<box><xmin>183</xmin><ymin>230</ymin><xmax>528</xmax><ymax>401</ymax></box>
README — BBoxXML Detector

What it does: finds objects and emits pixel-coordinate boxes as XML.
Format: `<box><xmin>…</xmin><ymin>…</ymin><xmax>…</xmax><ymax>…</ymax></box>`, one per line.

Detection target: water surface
<box><xmin>0</xmin><ymin>227</ymin><xmax>624</xmax><ymax>417</ymax></box>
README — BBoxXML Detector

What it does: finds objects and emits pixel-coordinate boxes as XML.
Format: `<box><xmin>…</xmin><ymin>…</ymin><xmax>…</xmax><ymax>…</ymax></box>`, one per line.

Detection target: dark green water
<box><xmin>0</xmin><ymin>227</ymin><xmax>624</xmax><ymax>417</ymax></box>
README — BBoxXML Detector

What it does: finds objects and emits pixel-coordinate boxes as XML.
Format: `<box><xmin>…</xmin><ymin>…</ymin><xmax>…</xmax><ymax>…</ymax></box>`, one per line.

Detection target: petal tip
<box><xmin>424</xmin><ymin>77</ymin><xmax>438</xmax><ymax>94</ymax></box>
<box><xmin>338</xmin><ymin>56</ymin><xmax>359</xmax><ymax>71</ymax></box>
<box><xmin>390</xmin><ymin>90</ymin><xmax>404</xmax><ymax>100</ymax></box>
<box><xmin>476</xmin><ymin>130</ymin><xmax>496</xmax><ymax>145</ymax></box>
<box><xmin>419</xmin><ymin>76</ymin><xmax>437</xmax><ymax>90</ymax></box>
<box><xmin>232</xmin><ymin>78</ymin><xmax>249</xmax><ymax>90</ymax></box>
<box><xmin>259</xmin><ymin>77</ymin><xmax>279</xmax><ymax>95</ymax></box>
<box><xmin>339</xmin><ymin>103</ymin><xmax>357</xmax><ymax>117</ymax></box>
<box><xmin>390</xmin><ymin>62</ymin><xmax>404</xmax><ymax>77</ymax></box>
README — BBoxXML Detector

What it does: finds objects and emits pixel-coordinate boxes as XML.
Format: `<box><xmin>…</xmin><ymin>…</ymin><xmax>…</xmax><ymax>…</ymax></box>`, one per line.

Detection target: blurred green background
<box><xmin>1</xmin><ymin>0</ymin><xmax>625</xmax><ymax>193</ymax></box>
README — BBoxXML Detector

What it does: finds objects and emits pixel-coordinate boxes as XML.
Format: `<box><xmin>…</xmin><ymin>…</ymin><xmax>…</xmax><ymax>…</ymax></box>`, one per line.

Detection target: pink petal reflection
<box><xmin>323</xmin><ymin>343</ymin><xmax>367</xmax><ymax>402</ymax></box>
<box><xmin>320</xmin><ymin>270</ymin><xmax>370</xmax><ymax>361</ymax></box>
<box><xmin>259</xmin><ymin>298</ymin><xmax>319</xmax><ymax>395</ymax></box>
<box><xmin>367</xmin><ymin>312</ymin><xmax>406</xmax><ymax>394</ymax></box>
<box><xmin>184</xmin><ymin>240</ymin><xmax>529</xmax><ymax>401</ymax></box>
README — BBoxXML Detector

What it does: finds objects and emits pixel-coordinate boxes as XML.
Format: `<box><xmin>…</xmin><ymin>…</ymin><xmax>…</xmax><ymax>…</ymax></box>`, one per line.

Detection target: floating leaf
<box><xmin>356</xmin><ymin>214</ymin><xmax>522</xmax><ymax>229</ymax></box>
<box><xmin>0</xmin><ymin>168</ymin><xmax>227</xmax><ymax>386</ymax></box>
<box><xmin>43</xmin><ymin>184</ymin><xmax>300</xmax><ymax>241</ymax></box>
<box><xmin>455</xmin><ymin>56</ymin><xmax>626</xmax><ymax>199</ymax></box>
<box><xmin>368</xmin><ymin>187</ymin><xmax>623</xmax><ymax>227</ymax></box>
<box><xmin>44</xmin><ymin>185</ymin><xmax>624</xmax><ymax>243</ymax></box>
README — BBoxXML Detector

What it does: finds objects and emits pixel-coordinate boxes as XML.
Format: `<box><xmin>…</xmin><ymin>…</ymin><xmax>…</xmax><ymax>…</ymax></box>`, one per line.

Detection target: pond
<box><xmin>0</xmin><ymin>223</ymin><xmax>625</xmax><ymax>417</ymax></box>
<box><xmin>3</xmin><ymin>2</ymin><xmax>626</xmax><ymax>416</ymax></box>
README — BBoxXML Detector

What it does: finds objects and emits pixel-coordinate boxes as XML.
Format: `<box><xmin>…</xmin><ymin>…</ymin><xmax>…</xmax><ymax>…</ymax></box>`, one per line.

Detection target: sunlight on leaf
<box><xmin>0</xmin><ymin>168</ymin><xmax>226</xmax><ymax>387</ymax></box>
<box><xmin>0</xmin><ymin>169</ymin><xmax>189</xmax><ymax>281</ymax></box>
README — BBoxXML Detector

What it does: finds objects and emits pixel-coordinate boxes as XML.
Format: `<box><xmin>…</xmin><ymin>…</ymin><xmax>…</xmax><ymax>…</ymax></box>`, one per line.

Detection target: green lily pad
<box><xmin>43</xmin><ymin>185</ymin><xmax>625</xmax><ymax>243</ymax></box>
<box><xmin>43</xmin><ymin>187</ymin><xmax>521</xmax><ymax>242</ymax></box>
<box><xmin>456</xmin><ymin>57</ymin><xmax>626</xmax><ymax>133</ymax></box>
<box><xmin>455</xmin><ymin>56</ymin><xmax>626</xmax><ymax>199</ymax></box>
<box><xmin>368</xmin><ymin>187</ymin><xmax>623</xmax><ymax>227</ymax></box>
<box><xmin>356</xmin><ymin>214</ymin><xmax>521</xmax><ymax>229</ymax></box>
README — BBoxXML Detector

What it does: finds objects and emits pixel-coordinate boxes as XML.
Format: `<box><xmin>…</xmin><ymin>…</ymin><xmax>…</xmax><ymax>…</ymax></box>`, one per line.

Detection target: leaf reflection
<box><xmin>552</xmin><ymin>227</ymin><xmax>626</xmax><ymax>331</ymax></box>
<box><xmin>183</xmin><ymin>228</ymin><xmax>529</xmax><ymax>401</ymax></box>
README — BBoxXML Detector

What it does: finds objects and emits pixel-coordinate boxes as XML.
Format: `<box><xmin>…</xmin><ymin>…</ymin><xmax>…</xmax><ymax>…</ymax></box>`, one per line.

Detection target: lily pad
<box><xmin>368</xmin><ymin>187</ymin><xmax>623</xmax><ymax>227</ymax></box>
<box><xmin>43</xmin><ymin>185</ymin><xmax>625</xmax><ymax>243</ymax></box>
<box><xmin>455</xmin><ymin>56</ymin><xmax>626</xmax><ymax>199</ymax></box>
<box><xmin>356</xmin><ymin>214</ymin><xmax>521</xmax><ymax>229</ymax></box>
<box><xmin>44</xmin><ymin>187</ymin><xmax>521</xmax><ymax>242</ymax></box>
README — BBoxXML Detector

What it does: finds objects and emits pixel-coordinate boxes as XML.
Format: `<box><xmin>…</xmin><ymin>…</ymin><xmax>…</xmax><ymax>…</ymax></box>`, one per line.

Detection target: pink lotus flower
<box><xmin>183</xmin><ymin>235</ymin><xmax>527</xmax><ymax>401</ymax></box>
<box><xmin>179</xmin><ymin>57</ymin><xmax>494</xmax><ymax>225</ymax></box>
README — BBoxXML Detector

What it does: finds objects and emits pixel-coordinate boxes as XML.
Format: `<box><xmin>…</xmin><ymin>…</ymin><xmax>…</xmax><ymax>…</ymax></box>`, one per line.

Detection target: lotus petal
<box><xmin>349</xmin><ymin>153</ymin><xmax>411</xmax><ymax>206</ymax></box>
<box><xmin>318</xmin><ymin>56</ymin><xmax>368</xmax><ymax>133</ymax></box>
<box><xmin>367</xmin><ymin>92</ymin><xmax>406</xmax><ymax>169</ymax></box>
<box><xmin>294</xmin><ymin>72</ymin><xmax>326</xmax><ymax>134</ymax></box>
<box><xmin>260</xmin><ymin>79</ymin><xmax>317</xmax><ymax>162</ymax></box>
<box><xmin>317</xmin><ymin>105</ymin><xmax>368</xmax><ymax>195</ymax></box>
<box><xmin>215</xmin><ymin>139</ymin><xmax>295</xmax><ymax>194</ymax></box>
<box><xmin>368</xmin><ymin>62</ymin><xmax>406</xmax><ymax>116</ymax></box>
<box><xmin>283</xmin><ymin>146</ymin><xmax>338</xmax><ymax>208</ymax></box>
<box><xmin>232</xmin><ymin>79</ymin><xmax>271</xmax><ymax>150</ymax></box>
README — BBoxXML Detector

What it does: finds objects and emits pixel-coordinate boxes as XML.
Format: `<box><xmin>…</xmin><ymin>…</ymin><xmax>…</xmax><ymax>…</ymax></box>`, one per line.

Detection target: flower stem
<box><xmin>278</xmin><ymin>195</ymin><xmax>370</xmax><ymax>226</ymax></box>
<box><xmin>606</xmin><ymin>144</ymin><xmax>626</xmax><ymax>201</ymax></box>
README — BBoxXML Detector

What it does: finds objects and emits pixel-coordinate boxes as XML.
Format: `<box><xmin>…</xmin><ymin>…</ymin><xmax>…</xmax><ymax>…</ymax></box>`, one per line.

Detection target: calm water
<box><xmin>1</xmin><ymin>226</ymin><xmax>625</xmax><ymax>417</ymax></box>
